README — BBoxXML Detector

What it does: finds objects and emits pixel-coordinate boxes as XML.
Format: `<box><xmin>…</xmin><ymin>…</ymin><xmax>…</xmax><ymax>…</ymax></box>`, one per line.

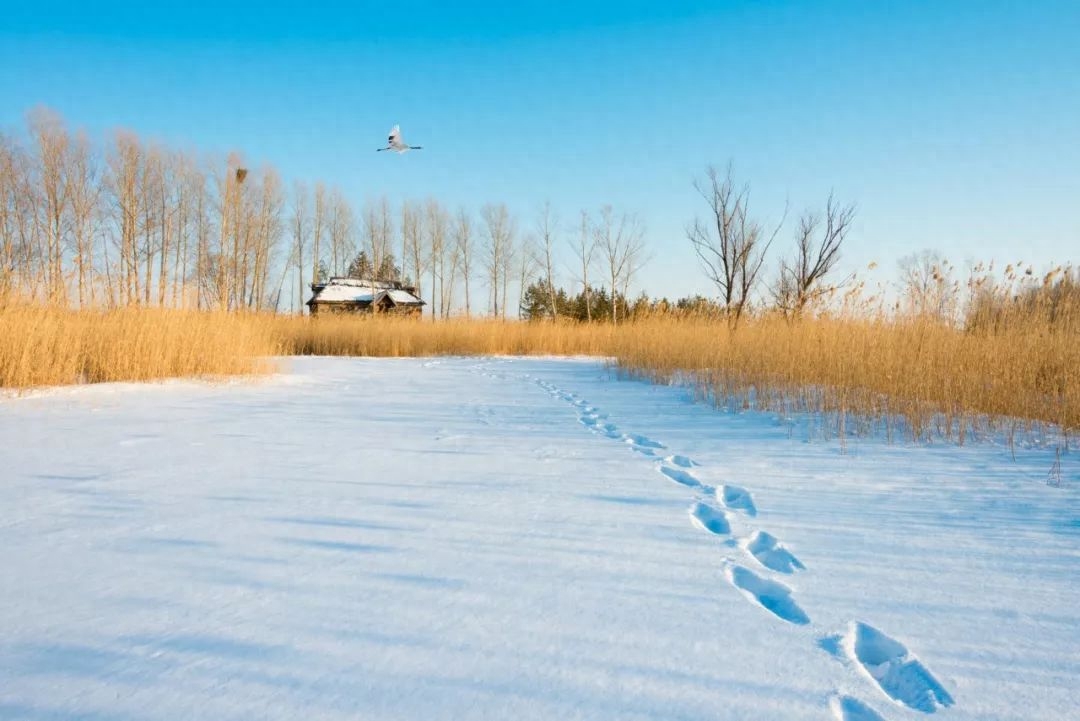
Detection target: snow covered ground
<box><xmin>1</xmin><ymin>356</ymin><xmax>1077</xmax><ymax>721</ymax></box>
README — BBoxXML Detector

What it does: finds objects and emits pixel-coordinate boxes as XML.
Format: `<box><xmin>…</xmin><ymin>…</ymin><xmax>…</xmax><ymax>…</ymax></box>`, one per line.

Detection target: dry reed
<box><xmin>273</xmin><ymin>315</ymin><xmax>616</xmax><ymax>358</ymax></box>
<box><xmin>607</xmin><ymin>316</ymin><xmax>1078</xmax><ymax>442</ymax></box>
<box><xmin>0</xmin><ymin>302</ymin><xmax>280</xmax><ymax>390</ymax></box>
<box><xmin>3</xmin><ymin>302</ymin><xmax>1075</xmax><ymax>444</ymax></box>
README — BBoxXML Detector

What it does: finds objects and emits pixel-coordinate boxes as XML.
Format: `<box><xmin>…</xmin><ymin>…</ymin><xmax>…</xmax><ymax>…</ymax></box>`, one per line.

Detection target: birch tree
<box><xmin>517</xmin><ymin>233</ymin><xmax>540</xmax><ymax>319</ymax></box>
<box><xmin>594</xmin><ymin>205</ymin><xmax>647</xmax><ymax>324</ymax></box>
<box><xmin>536</xmin><ymin>201</ymin><xmax>559</xmax><ymax>318</ymax></box>
<box><xmin>402</xmin><ymin>200</ymin><xmax>425</xmax><ymax>296</ymax></box>
<box><xmin>326</xmin><ymin>187</ymin><xmax>354</xmax><ymax>278</ymax></box>
<box><xmin>290</xmin><ymin>181</ymin><xmax>310</xmax><ymax>312</ymax></box>
<box><xmin>570</xmin><ymin>210</ymin><xmax>596</xmax><ymax>321</ymax></box>
<box><xmin>311</xmin><ymin>182</ymin><xmax>326</xmax><ymax>285</ymax></box>
<box><xmin>64</xmin><ymin>130</ymin><xmax>100</xmax><ymax>307</ymax></box>
<box><xmin>106</xmin><ymin>130</ymin><xmax>144</xmax><ymax>306</ymax></box>
<box><xmin>454</xmin><ymin>207</ymin><xmax>474</xmax><ymax>318</ymax></box>
<box><xmin>28</xmin><ymin>107</ymin><xmax>71</xmax><ymax>302</ymax></box>
<box><xmin>364</xmin><ymin>196</ymin><xmax>394</xmax><ymax>281</ymax></box>
<box><xmin>481</xmin><ymin>203</ymin><xmax>514</xmax><ymax>318</ymax></box>
<box><xmin>425</xmin><ymin>198</ymin><xmax>450</xmax><ymax>319</ymax></box>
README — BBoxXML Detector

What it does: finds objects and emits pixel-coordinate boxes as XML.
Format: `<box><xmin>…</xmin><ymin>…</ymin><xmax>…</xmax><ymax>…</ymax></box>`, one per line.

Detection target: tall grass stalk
<box><xmin>0</xmin><ymin>302</ymin><xmax>279</xmax><ymax>389</ymax></box>
<box><xmin>3</xmin><ymin>303</ymin><xmax>1075</xmax><ymax>444</ymax></box>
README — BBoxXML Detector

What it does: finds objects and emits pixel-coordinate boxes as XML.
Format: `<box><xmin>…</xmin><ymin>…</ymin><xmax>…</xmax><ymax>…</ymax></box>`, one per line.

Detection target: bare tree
<box><xmin>0</xmin><ymin>107</ymin><xmax>319</xmax><ymax>314</ymax></box>
<box><xmin>0</xmin><ymin>133</ymin><xmax>18</xmax><ymax>294</ymax></box>
<box><xmin>153</xmin><ymin>148</ymin><xmax>177</xmax><ymax>307</ymax></box>
<box><xmin>250</xmin><ymin>167</ymin><xmax>284</xmax><ymax>309</ymax></box>
<box><xmin>401</xmin><ymin>200</ymin><xmax>425</xmax><ymax>297</ymax></box>
<box><xmin>28</xmin><ymin>107</ymin><xmax>71</xmax><ymax>303</ymax></box>
<box><xmin>594</xmin><ymin>205</ymin><xmax>647</xmax><ymax>324</ymax></box>
<box><xmin>536</xmin><ymin>201</ymin><xmax>559</xmax><ymax>318</ymax></box>
<box><xmin>517</xmin><ymin>233</ymin><xmax>539</xmax><ymax>319</ymax></box>
<box><xmin>0</xmin><ymin>131</ymin><xmax>36</xmax><ymax>297</ymax></box>
<box><xmin>481</xmin><ymin>203</ymin><xmax>514</xmax><ymax>318</ymax></box>
<box><xmin>422</xmin><ymin>199</ymin><xmax>457</xmax><ymax>319</ymax></box>
<box><xmin>425</xmin><ymin>198</ymin><xmax>449</xmax><ymax>320</ymax></box>
<box><xmin>311</xmin><ymin>182</ymin><xmax>326</xmax><ymax>286</ymax></box>
<box><xmin>454</xmin><ymin>208</ymin><xmax>474</xmax><ymax>318</ymax></box>
<box><xmin>213</xmin><ymin>153</ymin><xmax>246</xmax><ymax>309</ymax></box>
<box><xmin>772</xmin><ymin>193</ymin><xmax>856</xmax><ymax>317</ymax></box>
<box><xmin>290</xmin><ymin>181</ymin><xmax>310</xmax><ymax>312</ymax></box>
<box><xmin>687</xmin><ymin>163</ymin><xmax>784</xmax><ymax>327</ymax></box>
<box><xmin>326</xmin><ymin>187</ymin><xmax>354</xmax><ymax>278</ymax></box>
<box><xmin>172</xmin><ymin>151</ymin><xmax>202</xmax><ymax>308</ymax></box>
<box><xmin>190</xmin><ymin>156</ymin><xmax>211</xmax><ymax>309</ymax></box>
<box><xmin>106</xmin><ymin>130</ymin><xmax>144</xmax><ymax>306</ymax></box>
<box><xmin>570</xmin><ymin>210</ymin><xmax>596</xmax><ymax>321</ymax></box>
<box><xmin>363</xmin><ymin>196</ymin><xmax>394</xmax><ymax>282</ymax></box>
<box><xmin>441</xmin><ymin>241</ymin><xmax>459</xmax><ymax>318</ymax></box>
<box><xmin>67</xmin><ymin>129</ymin><xmax>100</xmax><ymax>307</ymax></box>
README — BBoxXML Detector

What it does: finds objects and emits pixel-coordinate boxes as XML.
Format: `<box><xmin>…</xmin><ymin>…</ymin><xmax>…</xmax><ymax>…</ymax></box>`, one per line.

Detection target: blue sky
<box><xmin>2</xmin><ymin>0</ymin><xmax>1078</xmax><ymax>301</ymax></box>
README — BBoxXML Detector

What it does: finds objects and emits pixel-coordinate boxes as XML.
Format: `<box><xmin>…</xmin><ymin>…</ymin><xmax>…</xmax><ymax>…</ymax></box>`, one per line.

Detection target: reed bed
<box><xmin>273</xmin><ymin>315</ymin><xmax>617</xmax><ymax>358</ymax></box>
<box><xmin>606</xmin><ymin>316</ymin><xmax>1078</xmax><ymax>442</ymax></box>
<box><xmin>0</xmin><ymin>303</ymin><xmax>280</xmax><ymax>390</ymax></box>
<box><xmin>3</xmin><ymin>303</ymin><xmax>1075</xmax><ymax>444</ymax></box>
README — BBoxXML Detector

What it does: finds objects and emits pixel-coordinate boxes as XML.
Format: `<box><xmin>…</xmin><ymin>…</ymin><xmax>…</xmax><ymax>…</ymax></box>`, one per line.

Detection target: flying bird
<box><xmin>377</xmin><ymin>125</ymin><xmax>422</xmax><ymax>153</ymax></box>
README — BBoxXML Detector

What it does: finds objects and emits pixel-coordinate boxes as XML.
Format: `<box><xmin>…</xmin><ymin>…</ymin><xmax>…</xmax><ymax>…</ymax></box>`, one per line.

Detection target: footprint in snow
<box><xmin>838</xmin><ymin>622</ymin><xmax>954</xmax><ymax>713</ymax></box>
<box><xmin>724</xmin><ymin>563</ymin><xmax>810</xmax><ymax>625</ymax></box>
<box><xmin>688</xmin><ymin>502</ymin><xmax>730</xmax><ymax>535</ymax></box>
<box><xmin>718</xmin><ymin>484</ymin><xmax>757</xmax><ymax>516</ymax></box>
<box><xmin>829</xmin><ymin>695</ymin><xmax>886</xmax><ymax>721</ymax></box>
<box><xmin>623</xmin><ymin>433</ymin><xmax>665</xmax><ymax>449</ymax></box>
<box><xmin>742</xmin><ymin>531</ymin><xmax>805</xmax><ymax>574</ymax></box>
<box><xmin>658</xmin><ymin>465</ymin><xmax>704</xmax><ymax>490</ymax></box>
<box><xmin>663</xmin><ymin>454</ymin><xmax>698</xmax><ymax>468</ymax></box>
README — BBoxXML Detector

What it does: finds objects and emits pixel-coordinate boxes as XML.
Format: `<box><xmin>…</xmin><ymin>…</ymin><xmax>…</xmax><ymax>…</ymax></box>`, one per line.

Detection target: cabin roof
<box><xmin>306</xmin><ymin>278</ymin><xmax>425</xmax><ymax>306</ymax></box>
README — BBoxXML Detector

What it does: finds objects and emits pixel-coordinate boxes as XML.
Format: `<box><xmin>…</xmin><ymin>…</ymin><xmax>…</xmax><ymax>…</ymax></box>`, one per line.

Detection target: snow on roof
<box><xmin>324</xmin><ymin>277</ymin><xmax>400</xmax><ymax>290</ymax></box>
<box><xmin>309</xmin><ymin>278</ymin><xmax>424</xmax><ymax>305</ymax></box>
<box><xmin>311</xmin><ymin>285</ymin><xmax>376</xmax><ymax>303</ymax></box>
<box><xmin>386</xmin><ymin>289</ymin><xmax>424</xmax><ymax>305</ymax></box>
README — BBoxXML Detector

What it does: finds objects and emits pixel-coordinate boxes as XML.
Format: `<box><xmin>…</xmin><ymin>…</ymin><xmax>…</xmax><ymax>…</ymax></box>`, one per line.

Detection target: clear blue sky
<box><xmin>2</xmin><ymin>0</ymin><xmax>1078</xmax><ymax>301</ymax></box>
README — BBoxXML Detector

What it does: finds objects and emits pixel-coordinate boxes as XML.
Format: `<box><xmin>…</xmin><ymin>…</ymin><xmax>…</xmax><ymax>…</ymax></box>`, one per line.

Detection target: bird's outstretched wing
<box><xmin>388</xmin><ymin>125</ymin><xmax>401</xmax><ymax>144</ymax></box>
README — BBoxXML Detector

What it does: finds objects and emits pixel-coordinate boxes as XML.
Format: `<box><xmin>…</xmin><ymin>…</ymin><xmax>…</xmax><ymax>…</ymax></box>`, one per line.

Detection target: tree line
<box><xmin>6</xmin><ymin>106</ymin><xmax>1070</xmax><ymax>328</ymax></box>
<box><xmin>0</xmin><ymin>107</ymin><xmax>650</xmax><ymax>321</ymax></box>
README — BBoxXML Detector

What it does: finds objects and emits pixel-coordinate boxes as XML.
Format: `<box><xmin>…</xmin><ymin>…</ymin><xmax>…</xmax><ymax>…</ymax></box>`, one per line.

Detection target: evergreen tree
<box><xmin>376</xmin><ymin>253</ymin><xmax>402</xmax><ymax>282</ymax></box>
<box><xmin>521</xmin><ymin>278</ymin><xmax>558</xmax><ymax>320</ymax></box>
<box><xmin>346</xmin><ymin>250</ymin><xmax>374</xmax><ymax>279</ymax></box>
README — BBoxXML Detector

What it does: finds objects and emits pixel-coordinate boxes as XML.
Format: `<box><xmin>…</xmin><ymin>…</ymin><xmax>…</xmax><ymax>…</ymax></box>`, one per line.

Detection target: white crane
<box><xmin>377</xmin><ymin>125</ymin><xmax>423</xmax><ymax>153</ymax></box>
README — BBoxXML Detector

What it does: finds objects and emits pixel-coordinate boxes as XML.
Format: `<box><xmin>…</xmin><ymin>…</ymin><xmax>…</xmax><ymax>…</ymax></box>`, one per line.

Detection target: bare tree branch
<box><xmin>687</xmin><ymin>163</ymin><xmax>783</xmax><ymax>327</ymax></box>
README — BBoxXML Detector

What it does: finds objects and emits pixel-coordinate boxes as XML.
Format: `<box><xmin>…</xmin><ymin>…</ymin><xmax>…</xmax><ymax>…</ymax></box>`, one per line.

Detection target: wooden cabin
<box><xmin>306</xmin><ymin>277</ymin><xmax>425</xmax><ymax>317</ymax></box>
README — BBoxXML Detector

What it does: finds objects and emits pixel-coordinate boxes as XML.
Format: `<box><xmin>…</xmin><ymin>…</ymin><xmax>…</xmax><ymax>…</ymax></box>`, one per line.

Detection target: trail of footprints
<box><xmin>529</xmin><ymin>373</ymin><xmax>956</xmax><ymax>719</ymax></box>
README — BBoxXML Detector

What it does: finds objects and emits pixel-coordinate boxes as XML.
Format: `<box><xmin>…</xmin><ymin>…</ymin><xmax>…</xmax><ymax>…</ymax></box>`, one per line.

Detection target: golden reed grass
<box><xmin>0</xmin><ymin>302</ymin><xmax>279</xmax><ymax>390</ymax></box>
<box><xmin>2</xmin><ymin>303</ymin><xmax>1075</xmax><ymax>442</ymax></box>
<box><xmin>607</xmin><ymin>316</ymin><xmax>1078</xmax><ymax>442</ymax></box>
<box><xmin>273</xmin><ymin>314</ymin><xmax>617</xmax><ymax>358</ymax></box>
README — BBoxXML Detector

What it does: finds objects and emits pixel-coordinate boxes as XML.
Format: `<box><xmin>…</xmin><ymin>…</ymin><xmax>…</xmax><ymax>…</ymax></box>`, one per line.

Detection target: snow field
<box><xmin>1</xmin><ymin>356</ymin><xmax>1077</xmax><ymax>720</ymax></box>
